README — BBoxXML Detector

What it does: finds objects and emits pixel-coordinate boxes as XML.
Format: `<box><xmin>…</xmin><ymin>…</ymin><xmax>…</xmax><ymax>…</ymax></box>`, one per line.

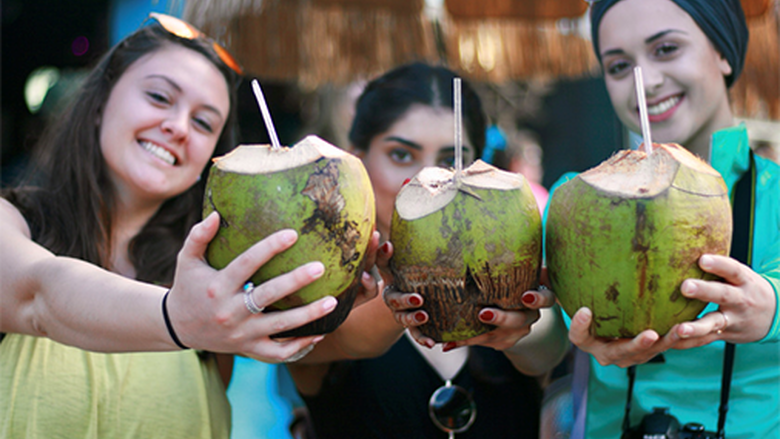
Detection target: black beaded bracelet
<box><xmin>162</xmin><ymin>289</ymin><xmax>190</xmax><ymax>350</ymax></box>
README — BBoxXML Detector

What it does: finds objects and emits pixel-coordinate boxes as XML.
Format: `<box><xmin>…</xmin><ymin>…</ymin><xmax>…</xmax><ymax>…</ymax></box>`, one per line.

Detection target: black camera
<box><xmin>622</xmin><ymin>407</ymin><xmax>720</xmax><ymax>439</ymax></box>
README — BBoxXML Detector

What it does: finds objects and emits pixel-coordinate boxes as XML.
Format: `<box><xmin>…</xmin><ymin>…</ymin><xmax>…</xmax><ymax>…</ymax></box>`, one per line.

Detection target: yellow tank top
<box><xmin>0</xmin><ymin>334</ymin><xmax>230</xmax><ymax>439</ymax></box>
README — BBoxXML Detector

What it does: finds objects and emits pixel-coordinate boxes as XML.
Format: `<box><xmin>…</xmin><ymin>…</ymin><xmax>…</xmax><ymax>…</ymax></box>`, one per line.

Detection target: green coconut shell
<box><xmin>203</xmin><ymin>135</ymin><xmax>376</xmax><ymax>338</ymax></box>
<box><xmin>390</xmin><ymin>160</ymin><xmax>542</xmax><ymax>342</ymax></box>
<box><xmin>546</xmin><ymin>143</ymin><xmax>732</xmax><ymax>338</ymax></box>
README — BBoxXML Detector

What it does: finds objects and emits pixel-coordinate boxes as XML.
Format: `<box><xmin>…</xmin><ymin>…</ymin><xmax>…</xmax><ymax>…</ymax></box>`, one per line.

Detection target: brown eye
<box><xmin>389</xmin><ymin>148</ymin><xmax>413</xmax><ymax>164</ymax></box>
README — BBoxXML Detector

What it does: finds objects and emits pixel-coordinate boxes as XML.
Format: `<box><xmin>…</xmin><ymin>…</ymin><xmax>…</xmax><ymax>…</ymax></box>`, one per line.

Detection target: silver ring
<box><xmin>283</xmin><ymin>343</ymin><xmax>315</xmax><ymax>363</ymax></box>
<box><xmin>243</xmin><ymin>282</ymin><xmax>264</xmax><ymax>314</ymax></box>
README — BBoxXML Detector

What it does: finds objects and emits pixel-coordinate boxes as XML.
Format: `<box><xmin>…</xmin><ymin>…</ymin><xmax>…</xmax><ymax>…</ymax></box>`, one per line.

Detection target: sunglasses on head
<box><xmin>429</xmin><ymin>380</ymin><xmax>477</xmax><ymax>438</ymax></box>
<box><xmin>147</xmin><ymin>12</ymin><xmax>243</xmax><ymax>76</ymax></box>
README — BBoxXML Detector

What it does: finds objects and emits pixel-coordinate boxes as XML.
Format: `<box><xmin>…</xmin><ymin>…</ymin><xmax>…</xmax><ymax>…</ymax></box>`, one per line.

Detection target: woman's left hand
<box><xmin>674</xmin><ymin>254</ymin><xmax>775</xmax><ymax>345</ymax></box>
<box><xmin>569</xmin><ymin>254</ymin><xmax>777</xmax><ymax>367</ymax></box>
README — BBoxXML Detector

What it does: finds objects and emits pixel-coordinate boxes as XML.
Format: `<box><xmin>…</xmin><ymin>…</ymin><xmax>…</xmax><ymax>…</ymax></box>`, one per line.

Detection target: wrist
<box><xmin>162</xmin><ymin>289</ymin><xmax>190</xmax><ymax>350</ymax></box>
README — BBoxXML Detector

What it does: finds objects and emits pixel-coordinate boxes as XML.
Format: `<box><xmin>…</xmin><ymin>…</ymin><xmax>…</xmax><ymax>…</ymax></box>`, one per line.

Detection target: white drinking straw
<box><xmin>251</xmin><ymin>79</ymin><xmax>282</xmax><ymax>150</ymax></box>
<box><xmin>633</xmin><ymin>66</ymin><xmax>653</xmax><ymax>155</ymax></box>
<box><xmin>453</xmin><ymin>78</ymin><xmax>463</xmax><ymax>180</ymax></box>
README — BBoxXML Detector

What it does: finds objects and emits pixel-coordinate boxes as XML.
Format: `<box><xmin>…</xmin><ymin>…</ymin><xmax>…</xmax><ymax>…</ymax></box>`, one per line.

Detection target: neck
<box><xmin>109</xmin><ymin>193</ymin><xmax>164</xmax><ymax>278</ymax></box>
<box><xmin>686</xmin><ymin>95</ymin><xmax>735</xmax><ymax>163</ymax></box>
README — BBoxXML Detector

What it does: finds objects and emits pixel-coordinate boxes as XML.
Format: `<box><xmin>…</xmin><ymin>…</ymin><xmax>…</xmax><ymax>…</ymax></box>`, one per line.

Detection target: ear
<box><xmin>718</xmin><ymin>53</ymin><xmax>733</xmax><ymax>77</ymax></box>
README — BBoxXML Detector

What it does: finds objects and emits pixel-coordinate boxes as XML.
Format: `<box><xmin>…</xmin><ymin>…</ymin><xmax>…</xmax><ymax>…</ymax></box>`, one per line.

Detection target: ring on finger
<box><xmin>716</xmin><ymin>311</ymin><xmax>729</xmax><ymax>335</ymax></box>
<box><xmin>243</xmin><ymin>282</ymin><xmax>264</xmax><ymax>315</ymax></box>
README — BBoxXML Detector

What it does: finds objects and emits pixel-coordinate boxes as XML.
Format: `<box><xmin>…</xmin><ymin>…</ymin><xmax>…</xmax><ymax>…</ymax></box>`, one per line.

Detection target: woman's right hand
<box><xmin>166</xmin><ymin>212</ymin><xmax>338</xmax><ymax>363</ymax></box>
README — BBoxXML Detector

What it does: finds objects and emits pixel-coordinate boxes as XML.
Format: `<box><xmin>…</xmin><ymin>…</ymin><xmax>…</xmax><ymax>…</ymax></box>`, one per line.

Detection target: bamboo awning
<box><xmin>183</xmin><ymin>0</ymin><xmax>778</xmax><ymax>120</ymax></box>
<box><xmin>183</xmin><ymin>0</ymin><xmax>437</xmax><ymax>88</ymax></box>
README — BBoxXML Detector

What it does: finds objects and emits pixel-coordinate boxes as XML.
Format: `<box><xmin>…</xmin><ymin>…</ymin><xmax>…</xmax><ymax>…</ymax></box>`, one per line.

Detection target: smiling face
<box><xmin>99</xmin><ymin>43</ymin><xmax>230</xmax><ymax>207</ymax></box>
<box><xmin>598</xmin><ymin>0</ymin><xmax>734</xmax><ymax>158</ymax></box>
<box><xmin>356</xmin><ymin>104</ymin><xmax>475</xmax><ymax>238</ymax></box>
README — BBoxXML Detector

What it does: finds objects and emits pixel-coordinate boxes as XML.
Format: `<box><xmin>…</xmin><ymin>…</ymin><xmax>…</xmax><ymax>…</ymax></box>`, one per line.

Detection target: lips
<box><xmin>139</xmin><ymin>140</ymin><xmax>177</xmax><ymax>165</ymax></box>
<box><xmin>642</xmin><ymin>94</ymin><xmax>683</xmax><ymax>123</ymax></box>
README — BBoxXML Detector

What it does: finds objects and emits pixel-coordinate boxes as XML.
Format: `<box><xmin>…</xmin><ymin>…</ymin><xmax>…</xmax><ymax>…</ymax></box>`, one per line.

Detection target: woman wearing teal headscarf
<box><xmin>557</xmin><ymin>0</ymin><xmax>780</xmax><ymax>437</ymax></box>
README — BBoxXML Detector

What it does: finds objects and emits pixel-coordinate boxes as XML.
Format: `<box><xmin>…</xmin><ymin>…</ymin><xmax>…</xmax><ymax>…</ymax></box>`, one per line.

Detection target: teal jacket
<box><xmin>546</xmin><ymin>124</ymin><xmax>780</xmax><ymax>438</ymax></box>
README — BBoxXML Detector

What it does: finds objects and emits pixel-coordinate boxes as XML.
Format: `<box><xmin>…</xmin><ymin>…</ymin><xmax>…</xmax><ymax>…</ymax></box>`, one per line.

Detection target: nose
<box><xmin>638</xmin><ymin>61</ymin><xmax>664</xmax><ymax>96</ymax></box>
<box><xmin>160</xmin><ymin>111</ymin><xmax>189</xmax><ymax>141</ymax></box>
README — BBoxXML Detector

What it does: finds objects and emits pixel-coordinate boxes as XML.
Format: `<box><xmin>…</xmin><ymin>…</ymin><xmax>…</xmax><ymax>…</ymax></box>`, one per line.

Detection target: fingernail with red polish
<box><xmin>414</xmin><ymin>311</ymin><xmax>426</xmax><ymax>323</ymax></box>
<box><xmin>479</xmin><ymin>309</ymin><xmax>495</xmax><ymax>322</ymax></box>
<box><xmin>379</xmin><ymin>242</ymin><xmax>391</xmax><ymax>255</ymax></box>
<box><xmin>409</xmin><ymin>296</ymin><xmax>422</xmax><ymax>307</ymax></box>
<box><xmin>442</xmin><ymin>342</ymin><xmax>457</xmax><ymax>352</ymax></box>
<box><xmin>522</xmin><ymin>293</ymin><xmax>536</xmax><ymax>306</ymax></box>
<box><xmin>402</xmin><ymin>178</ymin><xmax>411</xmax><ymax>186</ymax></box>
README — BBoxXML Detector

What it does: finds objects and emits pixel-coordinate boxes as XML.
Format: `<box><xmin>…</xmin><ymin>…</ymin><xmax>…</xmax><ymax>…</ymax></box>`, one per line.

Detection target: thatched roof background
<box><xmin>183</xmin><ymin>0</ymin><xmax>779</xmax><ymax>120</ymax></box>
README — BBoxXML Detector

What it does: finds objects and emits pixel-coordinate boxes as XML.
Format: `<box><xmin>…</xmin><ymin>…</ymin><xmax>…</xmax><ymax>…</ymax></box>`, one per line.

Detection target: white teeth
<box><xmin>140</xmin><ymin>141</ymin><xmax>176</xmax><ymax>165</ymax></box>
<box><xmin>647</xmin><ymin>96</ymin><xmax>680</xmax><ymax>116</ymax></box>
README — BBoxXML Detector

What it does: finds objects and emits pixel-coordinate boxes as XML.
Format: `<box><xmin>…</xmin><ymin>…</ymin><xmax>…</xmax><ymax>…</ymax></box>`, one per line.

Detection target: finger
<box><xmin>359</xmin><ymin>267</ymin><xmax>382</xmax><ymax>302</ymax></box>
<box><xmin>178</xmin><ymin>212</ymin><xmax>220</xmax><ymax>264</ymax></box>
<box><xmin>362</xmin><ymin>231</ymin><xmax>381</xmax><ymax>269</ymax></box>
<box><xmin>681</xmin><ymin>277</ymin><xmax>735</xmax><ymax>307</ymax></box>
<box><xmin>384</xmin><ymin>290</ymin><xmax>423</xmax><ymax>311</ymax></box>
<box><xmin>249</xmin><ymin>334</ymin><xmax>325</xmax><ymax>364</ymax></box>
<box><xmin>568</xmin><ymin>307</ymin><xmax>595</xmax><ymax>347</ymax></box>
<box><xmin>394</xmin><ymin>310</ymin><xmax>428</xmax><ymax>328</ymax></box>
<box><xmin>479</xmin><ymin>308</ymin><xmax>538</xmax><ymax>330</ymax></box>
<box><xmin>377</xmin><ymin>238</ymin><xmax>393</xmax><ymax>268</ymax></box>
<box><xmin>676</xmin><ymin>310</ymin><xmax>728</xmax><ymax>339</ymax></box>
<box><xmin>520</xmin><ymin>289</ymin><xmax>556</xmax><ymax>309</ymax></box>
<box><xmin>698</xmin><ymin>254</ymin><xmax>749</xmax><ymax>286</ymax></box>
<box><xmin>252</xmin><ymin>296</ymin><xmax>338</xmax><ymax>338</ymax></box>
<box><xmin>406</xmin><ymin>327</ymin><xmax>436</xmax><ymax>349</ymax></box>
<box><xmin>219</xmin><ymin>229</ymin><xmax>300</xmax><ymax>293</ymax></box>
<box><xmin>246</xmin><ymin>261</ymin><xmax>326</xmax><ymax>309</ymax></box>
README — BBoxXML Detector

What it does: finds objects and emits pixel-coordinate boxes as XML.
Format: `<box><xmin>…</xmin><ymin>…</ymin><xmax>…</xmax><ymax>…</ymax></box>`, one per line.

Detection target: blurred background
<box><xmin>5</xmin><ymin>0</ymin><xmax>777</xmax><ymax>192</ymax></box>
<box><xmin>2</xmin><ymin>1</ymin><xmax>778</xmax><ymax>438</ymax></box>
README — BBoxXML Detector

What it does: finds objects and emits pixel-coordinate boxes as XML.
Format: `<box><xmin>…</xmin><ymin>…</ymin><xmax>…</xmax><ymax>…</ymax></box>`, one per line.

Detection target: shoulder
<box><xmin>1</xmin><ymin>197</ymin><xmax>32</xmax><ymax>239</ymax></box>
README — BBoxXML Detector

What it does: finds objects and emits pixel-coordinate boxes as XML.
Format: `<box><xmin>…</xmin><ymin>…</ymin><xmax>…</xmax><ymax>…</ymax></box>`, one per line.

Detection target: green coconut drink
<box><xmin>390</xmin><ymin>160</ymin><xmax>543</xmax><ymax>342</ymax></box>
<box><xmin>546</xmin><ymin>143</ymin><xmax>732</xmax><ymax>338</ymax></box>
<box><xmin>203</xmin><ymin>135</ymin><xmax>376</xmax><ymax>337</ymax></box>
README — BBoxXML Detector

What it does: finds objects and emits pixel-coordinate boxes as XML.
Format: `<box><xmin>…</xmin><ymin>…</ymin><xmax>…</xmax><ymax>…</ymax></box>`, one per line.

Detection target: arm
<box><xmin>1</xmin><ymin>199</ymin><xmax>336</xmax><ymax>362</ymax></box>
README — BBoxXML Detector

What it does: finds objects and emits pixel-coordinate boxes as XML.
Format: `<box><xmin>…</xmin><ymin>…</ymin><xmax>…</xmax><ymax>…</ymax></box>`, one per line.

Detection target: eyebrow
<box><xmin>145</xmin><ymin>74</ymin><xmax>225</xmax><ymax>118</ymax></box>
<box><xmin>383</xmin><ymin>136</ymin><xmax>472</xmax><ymax>154</ymax></box>
<box><xmin>384</xmin><ymin>136</ymin><xmax>422</xmax><ymax>150</ymax></box>
<box><xmin>601</xmin><ymin>29</ymin><xmax>687</xmax><ymax>57</ymax></box>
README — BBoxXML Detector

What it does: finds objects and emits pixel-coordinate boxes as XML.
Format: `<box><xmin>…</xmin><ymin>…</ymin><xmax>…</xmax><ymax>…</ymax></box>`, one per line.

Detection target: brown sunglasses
<box><xmin>148</xmin><ymin>12</ymin><xmax>243</xmax><ymax>75</ymax></box>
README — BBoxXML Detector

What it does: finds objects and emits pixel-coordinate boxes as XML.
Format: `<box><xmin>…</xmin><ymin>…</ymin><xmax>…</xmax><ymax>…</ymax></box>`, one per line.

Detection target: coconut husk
<box><xmin>183</xmin><ymin>0</ymin><xmax>436</xmax><ymax>88</ymax></box>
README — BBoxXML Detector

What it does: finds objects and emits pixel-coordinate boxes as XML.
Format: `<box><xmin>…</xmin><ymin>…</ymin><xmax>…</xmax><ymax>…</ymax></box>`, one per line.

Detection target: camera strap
<box><xmin>621</xmin><ymin>150</ymin><xmax>756</xmax><ymax>439</ymax></box>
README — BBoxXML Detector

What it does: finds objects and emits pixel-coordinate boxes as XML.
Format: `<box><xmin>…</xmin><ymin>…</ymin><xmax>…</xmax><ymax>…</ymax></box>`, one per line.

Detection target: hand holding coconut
<box><xmin>569</xmin><ymin>254</ymin><xmax>777</xmax><ymax>368</ymax></box>
<box><xmin>163</xmin><ymin>212</ymin><xmax>339</xmax><ymax>362</ymax></box>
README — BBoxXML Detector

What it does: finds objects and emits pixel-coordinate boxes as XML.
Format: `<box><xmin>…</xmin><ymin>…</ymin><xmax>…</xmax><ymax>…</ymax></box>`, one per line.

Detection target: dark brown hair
<box><xmin>3</xmin><ymin>22</ymin><xmax>240</xmax><ymax>285</ymax></box>
<box><xmin>348</xmin><ymin>62</ymin><xmax>486</xmax><ymax>157</ymax></box>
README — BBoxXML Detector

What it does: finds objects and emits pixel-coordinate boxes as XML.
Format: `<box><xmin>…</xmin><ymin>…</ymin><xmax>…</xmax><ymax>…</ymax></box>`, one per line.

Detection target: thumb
<box><xmin>179</xmin><ymin>212</ymin><xmax>220</xmax><ymax>263</ymax></box>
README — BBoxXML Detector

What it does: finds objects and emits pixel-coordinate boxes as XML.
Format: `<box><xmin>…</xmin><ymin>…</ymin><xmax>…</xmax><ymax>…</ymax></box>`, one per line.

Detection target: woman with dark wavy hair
<box><xmin>0</xmin><ymin>14</ymin><xmax>359</xmax><ymax>438</ymax></box>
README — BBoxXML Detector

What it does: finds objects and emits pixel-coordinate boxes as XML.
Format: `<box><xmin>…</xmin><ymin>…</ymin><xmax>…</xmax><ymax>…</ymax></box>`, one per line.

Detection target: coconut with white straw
<box><xmin>203</xmin><ymin>79</ymin><xmax>376</xmax><ymax>337</ymax></box>
<box><xmin>545</xmin><ymin>67</ymin><xmax>733</xmax><ymax>338</ymax></box>
<box><xmin>389</xmin><ymin>78</ymin><xmax>543</xmax><ymax>342</ymax></box>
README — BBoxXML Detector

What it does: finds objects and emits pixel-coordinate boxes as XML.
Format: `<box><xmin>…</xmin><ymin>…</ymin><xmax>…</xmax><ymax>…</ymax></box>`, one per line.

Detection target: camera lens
<box><xmin>682</xmin><ymin>423</ymin><xmax>705</xmax><ymax>432</ymax></box>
